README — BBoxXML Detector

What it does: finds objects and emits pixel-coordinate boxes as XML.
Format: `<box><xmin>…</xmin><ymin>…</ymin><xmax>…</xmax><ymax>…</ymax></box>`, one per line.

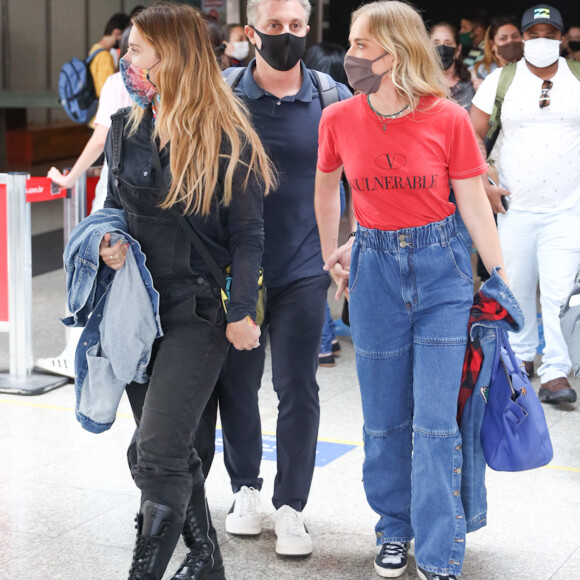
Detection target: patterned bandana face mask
<box><xmin>120</xmin><ymin>57</ymin><xmax>160</xmax><ymax>109</ymax></box>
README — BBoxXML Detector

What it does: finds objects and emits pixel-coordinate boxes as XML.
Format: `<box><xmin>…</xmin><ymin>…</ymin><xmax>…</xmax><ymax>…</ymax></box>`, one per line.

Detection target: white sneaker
<box><xmin>225</xmin><ymin>486</ymin><xmax>263</xmax><ymax>535</ymax></box>
<box><xmin>35</xmin><ymin>356</ymin><xmax>75</xmax><ymax>379</ymax></box>
<box><xmin>274</xmin><ymin>505</ymin><xmax>313</xmax><ymax>556</ymax></box>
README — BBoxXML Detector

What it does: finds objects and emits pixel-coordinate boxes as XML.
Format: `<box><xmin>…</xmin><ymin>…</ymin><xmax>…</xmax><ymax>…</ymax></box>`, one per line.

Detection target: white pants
<box><xmin>498</xmin><ymin>199</ymin><xmax>580</xmax><ymax>382</ymax></box>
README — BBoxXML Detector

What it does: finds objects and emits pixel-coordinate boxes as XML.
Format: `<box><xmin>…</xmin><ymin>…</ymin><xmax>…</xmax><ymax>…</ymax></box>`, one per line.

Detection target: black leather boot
<box><xmin>128</xmin><ymin>500</ymin><xmax>183</xmax><ymax>580</ymax></box>
<box><xmin>169</xmin><ymin>484</ymin><xmax>225</xmax><ymax>580</ymax></box>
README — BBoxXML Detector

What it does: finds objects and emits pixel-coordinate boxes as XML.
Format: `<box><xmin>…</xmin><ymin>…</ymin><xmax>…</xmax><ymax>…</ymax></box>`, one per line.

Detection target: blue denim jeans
<box><xmin>349</xmin><ymin>215</ymin><xmax>472</xmax><ymax>577</ymax></box>
<box><xmin>320</xmin><ymin>303</ymin><xmax>336</xmax><ymax>354</ymax></box>
<box><xmin>320</xmin><ymin>181</ymin><xmax>346</xmax><ymax>355</ymax></box>
<box><xmin>449</xmin><ymin>189</ymin><xmax>473</xmax><ymax>252</ymax></box>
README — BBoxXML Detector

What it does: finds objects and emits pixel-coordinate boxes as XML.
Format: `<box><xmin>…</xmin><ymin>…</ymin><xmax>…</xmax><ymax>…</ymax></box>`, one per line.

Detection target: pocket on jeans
<box><xmin>447</xmin><ymin>237</ymin><xmax>473</xmax><ymax>284</ymax></box>
<box><xmin>192</xmin><ymin>285</ymin><xmax>224</xmax><ymax>327</ymax></box>
<box><xmin>348</xmin><ymin>242</ymin><xmax>362</xmax><ymax>294</ymax></box>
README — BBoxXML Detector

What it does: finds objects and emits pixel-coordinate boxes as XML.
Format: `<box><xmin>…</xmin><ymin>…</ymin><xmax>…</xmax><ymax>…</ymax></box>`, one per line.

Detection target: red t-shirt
<box><xmin>317</xmin><ymin>94</ymin><xmax>488</xmax><ymax>231</ymax></box>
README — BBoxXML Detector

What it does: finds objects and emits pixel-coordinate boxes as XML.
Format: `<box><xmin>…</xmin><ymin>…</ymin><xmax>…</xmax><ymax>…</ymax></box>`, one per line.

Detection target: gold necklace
<box><xmin>367</xmin><ymin>95</ymin><xmax>410</xmax><ymax>132</ymax></box>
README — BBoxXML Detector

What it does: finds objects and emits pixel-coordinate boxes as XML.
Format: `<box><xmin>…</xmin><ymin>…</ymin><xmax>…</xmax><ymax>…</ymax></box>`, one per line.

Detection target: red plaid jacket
<box><xmin>457</xmin><ymin>292</ymin><xmax>514</xmax><ymax>424</ymax></box>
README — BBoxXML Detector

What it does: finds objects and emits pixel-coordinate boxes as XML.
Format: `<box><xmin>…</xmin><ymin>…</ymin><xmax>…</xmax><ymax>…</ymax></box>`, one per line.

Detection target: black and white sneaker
<box><xmin>374</xmin><ymin>542</ymin><xmax>409</xmax><ymax>578</ymax></box>
<box><xmin>417</xmin><ymin>565</ymin><xmax>457</xmax><ymax>580</ymax></box>
<box><xmin>225</xmin><ymin>486</ymin><xmax>263</xmax><ymax>535</ymax></box>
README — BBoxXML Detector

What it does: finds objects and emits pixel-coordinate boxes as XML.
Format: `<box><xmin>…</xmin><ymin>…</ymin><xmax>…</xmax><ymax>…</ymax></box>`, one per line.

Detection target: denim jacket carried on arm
<box><xmin>460</xmin><ymin>267</ymin><xmax>524</xmax><ymax>532</ymax></box>
<box><xmin>62</xmin><ymin>208</ymin><xmax>162</xmax><ymax>433</ymax></box>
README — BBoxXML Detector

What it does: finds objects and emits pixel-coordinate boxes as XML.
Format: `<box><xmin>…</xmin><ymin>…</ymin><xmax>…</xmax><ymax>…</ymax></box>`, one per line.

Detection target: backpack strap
<box><xmin>483</xmin><ymin>62</ymin><xmax>517</xmax><ymax>155</ymax></box>
<box><xmin>86</xmin><ymin>47</ymin><xmax>107</xmax><ymax>65</ymax></box>
<box><xmin>485</xmin><ymin>62</ymin><xmax>517</xmax><ymax>144</ymax></box>
<box><xmin>221</xmin><ymin>66</ymin><xmax>340</xmax><ymax>110</ymax></box>
<box><xmin>310</xmin><ymin>69</ymin><xmax>339</xmax><ymax>109</ymax></box>
<box><xmin>566</xmin><ymin>58</ymin><xmax>580</xmax><ymax>82</ymax></box>
<box><xmin>222</xmin><ymin>67</ymin><xmax>246</xmax><ymax>90</ymax></box>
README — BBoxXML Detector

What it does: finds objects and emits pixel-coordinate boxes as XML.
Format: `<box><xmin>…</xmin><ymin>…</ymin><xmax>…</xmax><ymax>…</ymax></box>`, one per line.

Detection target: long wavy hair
<box><xmin>351</xmin><ymin>1</ymin><xmax>447</xmax><ymax>109</ymax></box>
<box><xmin>480</xmin><ymin>16</ymin><xmax>520</xmax><ymax>76</ymax></box>
<box><xmin>128</xmin><ymin>1</ymin><xmax>276</xmax><ymax>215</ymax></box>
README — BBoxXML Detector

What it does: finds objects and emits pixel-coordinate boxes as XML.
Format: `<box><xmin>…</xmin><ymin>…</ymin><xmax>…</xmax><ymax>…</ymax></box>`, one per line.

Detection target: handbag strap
<box><xmin>149</xmin><ymin>138</ymin><xmax>228</xmax><ymax>293</ymax></box>
<box><xmin>497</xmin><ymin>328</ymin><xmax>522</xmax><ymax>376</ymax></box>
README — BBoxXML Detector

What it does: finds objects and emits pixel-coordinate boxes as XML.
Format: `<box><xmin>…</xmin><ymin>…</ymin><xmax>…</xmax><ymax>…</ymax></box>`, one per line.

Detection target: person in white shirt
<box><xmin>470</xmin><ymin>3</ymin><xmax>580</xmax><ymax>404</ymax></box>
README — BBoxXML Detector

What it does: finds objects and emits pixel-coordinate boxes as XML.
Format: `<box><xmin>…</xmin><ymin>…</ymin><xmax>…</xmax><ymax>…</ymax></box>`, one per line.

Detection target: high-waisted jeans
<box><xmin>349</xmin><ymin>215</ymin><xmax>472</xmax><ymax>577</ymax></box>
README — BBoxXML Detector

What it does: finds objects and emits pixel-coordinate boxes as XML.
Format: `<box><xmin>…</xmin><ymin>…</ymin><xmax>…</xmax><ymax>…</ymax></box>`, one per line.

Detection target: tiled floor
<box><xmin>0</xmin><ymin>205</ymin><xmax>579</xmax><ymax>579</ymax></box>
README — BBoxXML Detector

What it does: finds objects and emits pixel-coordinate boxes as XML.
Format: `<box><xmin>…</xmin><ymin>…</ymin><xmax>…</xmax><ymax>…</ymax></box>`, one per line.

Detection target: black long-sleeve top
<box><xmin>104</xmin><ymin>107</ymin><xmax>265</xmax><ymax>323</ymax></box>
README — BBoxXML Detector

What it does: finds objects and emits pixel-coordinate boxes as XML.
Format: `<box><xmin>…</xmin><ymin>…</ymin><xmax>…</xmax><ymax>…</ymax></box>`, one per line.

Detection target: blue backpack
<box><xmin>58</xmin><ymin>48</ymin><xmax>106</xmax><ymax>123</ymax></box>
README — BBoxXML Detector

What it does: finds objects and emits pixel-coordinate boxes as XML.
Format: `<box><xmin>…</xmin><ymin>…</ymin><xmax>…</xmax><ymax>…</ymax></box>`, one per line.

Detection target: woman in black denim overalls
<box><xmin>97</xmin><ymin>4</ymin><xmax>275</xmax><ymax>578</ymax></box>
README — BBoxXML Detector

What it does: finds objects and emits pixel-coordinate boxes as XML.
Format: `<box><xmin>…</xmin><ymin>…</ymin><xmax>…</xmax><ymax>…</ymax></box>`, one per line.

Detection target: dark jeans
<box><xmin>196</xmin><ymin>274</ymin><xmax>330</xmax><ymax>511</ymax></box>
<box><xmin>126</xmin><ymin>276</ymin><xmax>229</xmax><ymax>518</ymax></box>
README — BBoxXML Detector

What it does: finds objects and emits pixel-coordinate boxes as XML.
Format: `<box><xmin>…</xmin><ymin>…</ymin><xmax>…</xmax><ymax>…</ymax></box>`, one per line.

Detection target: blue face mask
<box><xmin>119</xmin><ymin>58</ymin><xmax>160</xmax><ymax>109</ymax></box>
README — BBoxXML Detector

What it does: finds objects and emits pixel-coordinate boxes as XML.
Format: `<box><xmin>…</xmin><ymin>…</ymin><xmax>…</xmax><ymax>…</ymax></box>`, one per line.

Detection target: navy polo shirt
<box><xmin>232</xmin><ymin>60</ymin><xmax>351</xmax><ymax>288</ymax></box>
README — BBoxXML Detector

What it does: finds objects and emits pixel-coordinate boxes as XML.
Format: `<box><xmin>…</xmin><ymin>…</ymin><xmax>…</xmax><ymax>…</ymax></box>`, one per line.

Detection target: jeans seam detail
<box><xmin>377</xmin><ymin>536</ymin><xmax>413</xmax><ymax>545</ymax></box>
<box><xmin>413</xmin><ymin>337</ymin><xmax>467</xmax><ymax>346</ymax></box>
<box><xmin>364</xmin><ymin>419</ymin><xmax>412</xmax><ymax>438</ymax></box>
<box><xmin>413</xmin><ymin>427</ymin><xmax>459</xmax><ymax>437</ymax></box>
<box><xmin>354</xmin><ymin>344</ymin><xmax>412</xmax><ymax>359</ymax></box>
<box><xmin>448</xmin><ymin>435</ymin><xmax>465</xmax><ymax>575</ymax></box>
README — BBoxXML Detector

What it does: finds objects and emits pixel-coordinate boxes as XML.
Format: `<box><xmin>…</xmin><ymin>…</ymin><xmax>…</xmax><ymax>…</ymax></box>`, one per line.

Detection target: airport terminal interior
<box><xmin>0</xmin><ymin>197</ymin><xmax>579</xmax><ymax>579</ymax></box>
<box><xmin>1</xmin><ymin>0</ymin><xmax>580</xmax><ymax>578</ymax></box>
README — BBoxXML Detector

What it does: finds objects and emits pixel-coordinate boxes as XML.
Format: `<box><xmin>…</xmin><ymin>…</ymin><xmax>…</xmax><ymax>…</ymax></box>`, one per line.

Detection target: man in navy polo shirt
<box><xmin>195</xmin><ymin>0</ymin><xmax>351</xmax><ymax>558</ymax></box>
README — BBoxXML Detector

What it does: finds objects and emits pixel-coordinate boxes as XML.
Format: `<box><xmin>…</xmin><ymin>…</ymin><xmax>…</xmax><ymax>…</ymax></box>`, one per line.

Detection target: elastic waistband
<box><xmin>356</xmin><ymin>214</ymin><xmax>458</xmax><ymax>251</ymax></box>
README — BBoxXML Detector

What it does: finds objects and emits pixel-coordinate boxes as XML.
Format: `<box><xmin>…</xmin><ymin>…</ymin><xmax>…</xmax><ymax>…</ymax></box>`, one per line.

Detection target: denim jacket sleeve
<box><xmin>61</xmin><ymin>208</ymin><xmax>128</xmax><ymax>326</ymax></box>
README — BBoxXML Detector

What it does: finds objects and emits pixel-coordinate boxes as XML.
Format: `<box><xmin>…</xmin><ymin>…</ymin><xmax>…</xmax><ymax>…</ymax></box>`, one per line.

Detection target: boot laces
<box><xmin>128</xmin><ymin>536</ymin><xmax>152</xmax><ymax>578</ymax></box>
<box><xmin>128</xmin><ymin>514</ymin><xmax>156</xmax><ymax>579</ymax></box>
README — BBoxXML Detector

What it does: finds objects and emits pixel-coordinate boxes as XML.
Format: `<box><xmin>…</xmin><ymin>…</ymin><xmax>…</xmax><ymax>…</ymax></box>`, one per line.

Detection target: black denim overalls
<box><xmin>104</xmin><ymin>108</ymin><xmax>231</xmax><ymax>518</ymax></box>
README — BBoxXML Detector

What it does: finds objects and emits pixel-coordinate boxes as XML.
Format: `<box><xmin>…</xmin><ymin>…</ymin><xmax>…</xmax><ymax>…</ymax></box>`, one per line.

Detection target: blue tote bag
<box><xmin>480</xmin><ymin>329</ymin><xmax>553</xmax><ymax>472</ymax></box>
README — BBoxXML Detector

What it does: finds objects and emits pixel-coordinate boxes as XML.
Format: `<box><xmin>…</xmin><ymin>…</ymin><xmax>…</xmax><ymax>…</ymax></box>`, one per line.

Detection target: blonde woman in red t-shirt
<box><xmin>314</xmin><ymin>2</ymin><xmax>509</xmax><ymax>579</ymax></box>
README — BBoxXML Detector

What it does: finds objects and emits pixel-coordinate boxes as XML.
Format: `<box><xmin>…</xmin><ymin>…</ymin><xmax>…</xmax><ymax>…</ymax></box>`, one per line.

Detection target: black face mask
<box><xmin>250</xmin><ymin>27</ymin><xmax>307</xmax><ymax>71</ymax></box>
<box><xmin>436</xmin><ymin>45</ymin><xmax>456</xmax><ymax>70</ymax></box>
<box><xmin>569</xmin><ymin>40</ymin><xmax>580</xmax><ymax>52</ymax></box>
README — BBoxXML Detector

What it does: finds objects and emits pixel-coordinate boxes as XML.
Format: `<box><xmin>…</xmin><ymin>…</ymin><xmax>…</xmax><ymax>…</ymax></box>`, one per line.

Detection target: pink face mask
<box><xmin>120</xmin><ymin>58</ymin><xmax>160</xmax><ymax>108</ymax></box>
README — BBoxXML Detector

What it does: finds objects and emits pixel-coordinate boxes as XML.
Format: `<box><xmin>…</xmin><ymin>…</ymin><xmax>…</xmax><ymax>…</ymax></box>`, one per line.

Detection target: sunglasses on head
<box><xmin>539</xmin><ymin>80</ymin><xmax>553</xmax><ymax>109</ymax></box>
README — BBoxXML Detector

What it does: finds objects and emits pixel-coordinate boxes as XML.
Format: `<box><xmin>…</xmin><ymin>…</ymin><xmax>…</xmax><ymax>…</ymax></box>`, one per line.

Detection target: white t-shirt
<box><xmin>94</xmin><ymin>72</ymin><xmax>133</xmax><ymax>129</ymax></box>
<box><xmin>472</xmin><ymin>58</ymin><xmax>580</xmax><ymax>213</ymax></box>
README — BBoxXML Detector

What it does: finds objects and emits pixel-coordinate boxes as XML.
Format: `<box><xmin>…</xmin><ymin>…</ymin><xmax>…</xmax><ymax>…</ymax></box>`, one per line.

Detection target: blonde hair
<box><xmin>351</xmin><ymin>1</ymin><xmax>447</xmax><ymax>108</ymax></box>
<box><xmin>128</xmin><ymin>1</ymin><xmax>276</xmax><ymax>216</ymax></box>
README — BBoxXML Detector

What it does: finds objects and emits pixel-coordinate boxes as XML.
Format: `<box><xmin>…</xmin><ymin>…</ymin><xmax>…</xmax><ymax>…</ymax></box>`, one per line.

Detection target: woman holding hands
<box><xmin>315</xmin><ymin>2</ymin><xmax>508</xmax><ymax>578</ymax></box>
<box><xmin>98</xmin><ymin>2</ymin><xmax>274</xmax><ymax>578</ymax></box>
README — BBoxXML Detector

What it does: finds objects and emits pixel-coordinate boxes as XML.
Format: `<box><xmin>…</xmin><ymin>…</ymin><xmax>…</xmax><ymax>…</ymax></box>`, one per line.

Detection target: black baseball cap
<box><xmin>521</xmin><ymin>4</ymin><xmax>563</xmax><ymax>32</ymax></box>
